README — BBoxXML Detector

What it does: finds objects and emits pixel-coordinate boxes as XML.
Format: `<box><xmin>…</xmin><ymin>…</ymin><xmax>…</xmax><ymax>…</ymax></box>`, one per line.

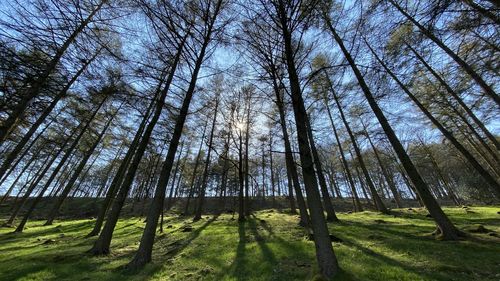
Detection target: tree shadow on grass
<box><xmin>340</xmin><ymin>219</ymin><xmax>500</xmax><ymax>280</ymax></box>
<box><xmin>247</xmin><ymin>217</ymin><xmax>277</xmax><ymax>264</ymax></box>
<box><xmin>0</xmin><ymin>215</ymin><xmax>220</xmax><ymax>281</ymax></box>
<box><xmin>154</xmin><ymin>214</ymin><xmax>219</xmax><ymax>261</ymax></box>
<box><xmin>0</xmin><ymin>219</ymin><xmax>96</xmax><ymax>242</ymax></box>
<box><xmin>342</xmin><ymin>238</ymin><xmax>468</xmax><ymax>280</ymax></box>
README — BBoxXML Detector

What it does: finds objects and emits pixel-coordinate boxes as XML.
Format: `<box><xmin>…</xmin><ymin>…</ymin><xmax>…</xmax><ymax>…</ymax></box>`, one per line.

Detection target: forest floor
<box><xmin>0</xmin><ymin>206</ymin><xmax>499</xmax><ymax>281</ymax></box>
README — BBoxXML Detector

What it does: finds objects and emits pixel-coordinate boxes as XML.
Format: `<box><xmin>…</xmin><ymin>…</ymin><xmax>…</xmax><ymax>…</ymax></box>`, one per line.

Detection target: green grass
<box><xmin>0</xmin><ymin>206</ymin><xmax>499</xmax><ymax>280</ymax></box>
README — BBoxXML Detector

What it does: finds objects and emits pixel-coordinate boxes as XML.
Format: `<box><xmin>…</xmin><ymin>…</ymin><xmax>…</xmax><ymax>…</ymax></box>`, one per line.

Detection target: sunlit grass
<box><xmin>0</xmin><ymin>206</ymin><xmax>499</xmax><ymax>280</ymax></box>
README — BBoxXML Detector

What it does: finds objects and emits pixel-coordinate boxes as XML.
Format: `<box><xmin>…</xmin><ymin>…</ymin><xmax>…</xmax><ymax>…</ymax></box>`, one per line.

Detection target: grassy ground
<box><xmin>0</xmin><ymin>206</ymin><xmax>499</xmax><ymax>281</ymax></box>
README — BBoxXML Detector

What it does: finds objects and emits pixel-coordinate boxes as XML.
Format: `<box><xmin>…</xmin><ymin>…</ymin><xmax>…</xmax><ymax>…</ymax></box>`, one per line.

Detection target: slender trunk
<box><xmin>438</xmin><ymin>88</ymin><xmax>499</xmax><ymax>163</ymax></box>
<box><xmin>325</xmin><ymin>98</ymin><xmax>362</xmax><ymax>211</ymax></box>
<box><xmin>87</xmin><ymin>92</ymin><xmax>156</xmax><ymax>237</ymax></box>
<box><xmin>44</xmin><ymin>111</ymin><xmax>115</xmax><ymax>226</ymax></box>
<box><xmin>238</xmin><ymin>130</ymin><xmax>245</xmax><ymax>221</ymax></box>
<box><xmin>326</xmin><ymin>19</ymin><xmax>462</xmax><ymax>239</ymax></box>
<box><xmin>419</xmin><ymin>140</ymin><xmax>461</xmax><ymax>205</ymax></box>
<box><xmin>305</xmin><ymin>114</ymin><xmax>339</xmax><ymax>221</ymax></box>
<box><xmin>407</xmin><ymin>43</ymin><xmax>500</xmax><ymax>151</ymax></box>
<box><xmin>0</xmin><ymin>117</ymin><xmax>54</xmax><ymax>186</ymax></box>
<box><xmin>366</xmin><ymin>41</ymin><xmax>500</xmax><ymax>198</ymax></box>
<box><xmin>388</xmin><ymin>0</ymin><xmax>499</xmax><ymax>107</ymax></box>
<box><xmin>219</xmin><ymin>132</ymin><xmax>230</xmax><ymax>210</ymax></box>
<box><xmin>278</xmin><ymin>1</ymin><xmax>339</xmax><ymax>277</ymax></box>
<box><xmin>353</xmin><ymin>165</ymin><xmax>373</xmax><ymax>205</ymax></box>
<box><xmin>7</xmin><ymin>97</ymin><xmax>103</xmax><ymax>228</ymax></box>
<box><xmin>0</xmin><ymin>54</ymin><xmax>98</xmax><ymax>180</ymax></box>
<box><xmin>269</xmin><ymin>141</ymin><xmax>276</xmax><ymax>208</ymax></box>
<box><xmin>0</xmin><ymin>1</ymin><xmax>107</xmax><ymax>142</ymax></box>
<box><xmin>194</xmin><ymin>97</ymin><xmax>219</xmax><ymax>221</ymax></box>
<box><xmin>184</xmin><ymin>121</ymin><xmax>207</xmax><ymax>215</ymax></box>
<box><xmin>0</xmin><ymin>152</ymin><xmax>37</xmax><ymax>204</ymax></box>
<box><xmin>165</xmin><ymin>141</ymin><xmax>185</xmax><ymax>211</ymax></box>
<box><xmin>285</xmin><ymin>169</ymin><xmax>297</xmax><ymax>213</ymax></box>
<box><xmin>362</xmin><ymin>121</ymin><xmax>404</xmax><ymax>208</ymax></box>
<box><xmin>331</xmin><ymin>88</ymin><xmax>388</xmax><ymax>214</ymax></box>
<box><xmin>88</xmin><ymin>33</ymin><xmax>187</xmax><ymax>256</ymax></box>
<box><xmin>244</xmin><ymin>102</ymin><xmax>251</xmax><ymax>216</ymax></box>
<box><xmin>5</xmin><ymin>150</ymin><xmax>59</xmax><ymax>226</ymax></box>
<box><xmin>275</xmin><ymin>88</ymin><xmax>310</xmax><ymax>226</ymax></box>
<box><xmin>127</xmin><ymin>6</ymin><xmax>221</xmax><ymax>266</ymax></box>
<box><xmin>71</xmin><ymin>148</ymin><xmax>102</xmax><ymax>197</ymax></box>
<box><xmin>48</xmin><ymin>153</ymin><xmax>76</xmax><ymax>198</ymax></box>
<box><xmin>13</xmin><ymin>135</ymin><xmax>77</xmax><ymax>232</ymax></box>
<box><xmin>94</xmin><ymin>143</ymin><xmax>125</xmax><ymax>199</ymax></box>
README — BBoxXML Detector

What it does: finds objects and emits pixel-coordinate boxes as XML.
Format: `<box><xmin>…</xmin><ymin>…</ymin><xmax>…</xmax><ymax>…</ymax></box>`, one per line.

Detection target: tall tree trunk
<box><xmin>87</xmin><ymin>92</ymin><xmax>156</xmax><ymax>237</ymax></box>
<box><xmin>0</xmin><ymin>152</ymin><xmax>38</xmax><ymax>204</ymax></box>
<box><xmin>94</xmin><ymin>143</ymin><xmax>125</xmax><ymax>199</ymax></box>
<box><xmin>388</xmin><ymin>0</ymin><xmax>499</xmax><ymax>107</ymax></box>
<box><xmin>277</xmin><ymin>1</ymin><xmax>339</xmax><ymax>277</ymax></box>
<box><xmin>219</xmin><ymin>130</ymin><xmax>230</xmax><ymax>211</ymax></box>
<box><xmin>0</xmin><ymin>0</ymin><xmax>107</xmax><ymax>142</ymax></box>
<box><xmin>127</xmin><ymin>4</ymin><xmax>221</xmax><ymax>266</ymax></box>
<box><xmin>285</xmin><ymin>169</ymin><xmax>297</xmax><ymax>214</ymax></box>
<box><xmin>5</xmin><ymin>148</ymin><xmax>61</xmax><ymax>226</ymax></box>
<box><xmin>238</xmin><ymin>125</ymin><xmax>245</xmax><ymax>221</ymax></box>
<box><xmin>71</xmin><ymin>148</ymin><xmax>102</xmax><ymax>197</ymax></box>
<box><xmin>88</xmin><ymin>33</ymin><xmax>187</xmax><ymax>255</ymax></box>
<box><xmin>274</xmin><ymin>87</ymin><xmax>310</xmax><ymax>226</ymax></box>
<box><xmin>305</xmin><ymin>114</ymin><xmax>339</xmax><ymax>221</ymax></box>
<box><xmin>406</xmin><ymin>43</ymin><xmax>500</xmax><ymax>151</ymax></box>
<box><xmin>419</xmin><ymin>140</ymin><xmax>461</xmax><ymax>205</ymax></box>
<box><xmin>325</xmin><ymin>97</ymin><xmax>363</xmax><ymax>211</ymax></box>
<box><xmin>366</xmin><ymin>41</ymin><xmax>500</xmax><ymax>198</ymax></box>
<box><xmin>325</xmin><ymin>19</ymin><xmax>462</xmax><ymax>240</ymax></box>
<box><xmin>330</xmin><ymin>88</ymin><xmax>388</xmax><ymax>214</ymax></box>
<box><xmin>244</xmin><ymin>101</ymin><xmax>251</xmax><ymax>216</ymax></box>
<box><xmin>13</xmin><ymin>133</ymin><xmax>86</xmax><ymax>232</ymax></box>
<box><xmin>362</xmin><ymin>121</ymin><xmax>404</xmax><ymax>208</ymax></box>
<box><xmin>7</xmin><ymin>96</ymin><xmax>104</xmax><ymax>228</ymax></box>
<box><xmin>194</xmin><ymin>96</ymin><xmax>219</xmax><ymax>221</ymax></box>
<box><xmin>184</xmin><ymin>121</ymin><xmax>207</xmax><ymax>215</ymax></box>
<box><xmin>0</xmin><ymin>54</ymin><xmax>98</xmax><ymax>180</ymax></box>
<box><xmin>0</xmin><ymin>117</ymin><xmax>54</xmax><ymax>186</ymax></box>
<box><xmin>269</xmin><ymin>139</ymin><xmax>276</xmax><ymax>208</ymax></box>
<box><xmin>165</xmin><ymin>141</ymin><xmax>186</xmax><ymax>211</ymax></box>
<box><xmin>44</xmin><ymin>111</ymin><xmax>115</xmax><ymax>226</ymax></box>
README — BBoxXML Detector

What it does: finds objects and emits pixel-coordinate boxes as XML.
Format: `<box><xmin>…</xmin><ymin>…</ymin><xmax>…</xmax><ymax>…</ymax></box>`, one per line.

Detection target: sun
<box><xmin>235</xmin><ymin>121</ymin><xmax>246</xmax><ymax>131</ymax></box>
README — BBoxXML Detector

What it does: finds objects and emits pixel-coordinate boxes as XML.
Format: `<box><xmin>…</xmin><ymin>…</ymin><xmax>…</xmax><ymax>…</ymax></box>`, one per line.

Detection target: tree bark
<box><xmin>88</xmin><ymin>33</ymin><xmax>187</xmax><ymax>256</ymax></box>
<box><xmin>305</xmin><ymin>114</ymin><xmax>339</xmax><ymax>221</ymax></box>
<box><xmin>194</xmin><ymin>96</ymin><xmax>219</xmax><ymax>221</ymax></box>
<box><xmin>274</xmin><ymin>87</ymin><xmax>310</xmax><ymax>226</ymax></box>
<box><xmin>330</xmin><ymin>88</ymin><xmax>389</xmax><ymax>214</ymax></box>
<box><xmin>127</xmin><ymin>3</ymin><xmax>221</xmax><ymax>266</ymax></box>
<box><xmin>44</xmin><ymin>111</ymin><xmax>115</xmax><ymax>226</ymax></box>
<box><xmin>0</xmin><ymin>53</ymin><xmax>98</xmax><ymax>180</ymax></box>
<box><xmin>366</xmin><ymin>41</ymin><xmax>500</xmax><ymax>198</ymax></box>
<box><xmin>388</xmin><ymin>0</ymin><xmax>500</xmax><ymax>107</ymax></box>
<box><xmin>0</xmin><ymin>0</ymin><xmax>107</xmax><ymax>143</ymax></box>
<box><xmin>324</xmin><ymin>97</ymin><xmax>363</xmax><ymax>211</ymax></box>
<box><xmin>325</xmin><ymin>18</ymin><xmax>462</xmax><ymax>239</ymax></box>
<box><xmin>277</xmin><ymin>1</ymin><xmax>339</xmax><ymax>277</ymax></box>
